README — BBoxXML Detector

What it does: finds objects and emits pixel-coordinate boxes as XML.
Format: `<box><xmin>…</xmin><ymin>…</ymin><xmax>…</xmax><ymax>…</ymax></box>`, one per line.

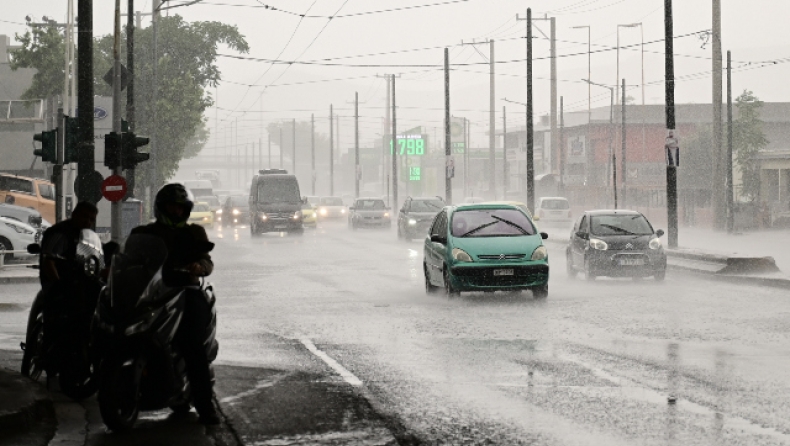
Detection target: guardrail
<box><xmin>0</xmin><ymin>249</ymin><xmax>38</xmax><ymax>271</ymax></box>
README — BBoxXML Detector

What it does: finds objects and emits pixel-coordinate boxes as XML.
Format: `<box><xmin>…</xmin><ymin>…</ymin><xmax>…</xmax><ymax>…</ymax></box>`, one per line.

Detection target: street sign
<box><xmin>101</xmin><ymin>174</ymin><xmax>128</xmax><ymax>202</ymax></box>
<box><xmin>665</xmin><ymin>131</ymin><xmax>680</xmax><ymax>167</ymax></box>
<box><xmin>102</xmin><ymin>64</ymin><xmax>129</xmax><ymax>91</ymax></box>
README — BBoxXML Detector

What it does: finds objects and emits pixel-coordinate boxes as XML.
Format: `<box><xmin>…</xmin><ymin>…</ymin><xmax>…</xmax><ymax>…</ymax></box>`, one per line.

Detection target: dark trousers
<box><xmin>177</xmin><ymin>289</ymin><xmax>215</xmax><ymax>413</ymax></box>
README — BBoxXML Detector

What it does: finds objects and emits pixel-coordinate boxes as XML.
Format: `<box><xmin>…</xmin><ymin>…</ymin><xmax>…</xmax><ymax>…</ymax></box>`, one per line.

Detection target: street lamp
<box><xmin>617</xmin><ymin>23</ymin><xmax>643</xmax><ymax>105</ymax></box>
<box><xmin>582</xmin><ymin>79</ymin><xmax>617</xmax><ymax>209</ymax></box>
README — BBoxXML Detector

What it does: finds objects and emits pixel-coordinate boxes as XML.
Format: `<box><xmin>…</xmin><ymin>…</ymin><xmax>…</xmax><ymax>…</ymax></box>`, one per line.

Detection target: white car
<box><xmin>317</xmin><ymin>196</ymin><xmax>347</xmax><ymax>219</ymax></box>
<box><xmin>535</xmin><ymin>197</ymin><xmax>572</xmax><ymax>226</ymax></box>
<box><xmin>0</xmin><ymin>216</ymin><xmax>39</xmax><ymax>261</ymax></box>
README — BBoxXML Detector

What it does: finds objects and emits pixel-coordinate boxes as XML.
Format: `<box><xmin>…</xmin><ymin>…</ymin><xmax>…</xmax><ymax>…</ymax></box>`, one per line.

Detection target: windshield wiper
<box><xmin>599</xmin><ymin>224</ymin><xmax>636</xmax><ymax>235</ymax></box>
<box><xmin>491</xmin><ymin>215</ymin><xmax>528</xmax><ymax>234</ymax></box>
<box><xmin>460</xmin><ymin>220</ymin><xmax>499</xmax><ymax>237</ymax></box>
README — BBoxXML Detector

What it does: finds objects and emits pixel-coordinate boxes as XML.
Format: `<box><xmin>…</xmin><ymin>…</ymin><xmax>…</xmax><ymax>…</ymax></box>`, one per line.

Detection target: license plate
<box><xmin>619</xmin><ymin>258</ymin><xmax>644</xmax><ymax>266</ymax></box>
<box><xmin>275</xmin><ymin>225</ymin><xmax>287</xmax><ymax>229</ymax></box>
<box><xmin>493</xmin><ymin>269</ymin><xmax>514</xmax><ymax>276</ymax></box>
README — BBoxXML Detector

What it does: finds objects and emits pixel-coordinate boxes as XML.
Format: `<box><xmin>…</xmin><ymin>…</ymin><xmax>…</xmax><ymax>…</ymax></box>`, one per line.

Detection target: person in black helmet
<box><xmin>130</xmin><ymin>183</ymin><xmax>220</xmax><ymax>425</ymax></box>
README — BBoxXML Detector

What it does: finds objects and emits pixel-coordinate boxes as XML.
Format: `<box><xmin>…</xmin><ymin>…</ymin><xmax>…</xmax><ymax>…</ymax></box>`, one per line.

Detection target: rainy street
<box><xmin>6</xmin><ymin>219</ymin><xmax>788</xmax><ymax>445</ymax></box>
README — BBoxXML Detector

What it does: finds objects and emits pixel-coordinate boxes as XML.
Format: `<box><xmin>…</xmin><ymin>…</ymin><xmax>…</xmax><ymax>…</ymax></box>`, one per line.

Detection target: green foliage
<box><xmin>10</xmin><ymin>25</ymin><xmax>67</xmax><ymax>100</ymax></box>
<box><xmin>733</xmin><ymin>90</ymin><xmax>768</xmax><ymax>201</ymax></box>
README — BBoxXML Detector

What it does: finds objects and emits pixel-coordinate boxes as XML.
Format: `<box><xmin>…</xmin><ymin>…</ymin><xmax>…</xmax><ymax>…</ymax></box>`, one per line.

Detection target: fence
<box><xmin>0</xmin><ymin>249</ymin><xmax>38</xmax><ymax>271</ymax></box>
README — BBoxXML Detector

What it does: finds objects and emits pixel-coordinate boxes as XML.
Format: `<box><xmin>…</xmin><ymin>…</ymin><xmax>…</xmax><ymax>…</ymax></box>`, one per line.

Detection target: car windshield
<box><xmin>590</xmin><ymin>215</ymin><xmax>654</xmax><ymax>236</ymax></box>
<box><xmin>230</xmin><ymin>196</ymin><xmax>248</xmax><ymax>207</ymax></box>
<box><xmin>541</xmin><ymin>199</ymin><xmax>569</xmax><ymax>210</ymax></box>
<box><xmin>451</xmin><ymin>209</ymin><xmax>536</xmax><ymax>237</ymax></box>
<box><xmin>196</xmin><ymin>196</ymin><xmax>220</xmax><ymax>207</ymax></box>
<box><xmin>355</xmin><ymin>200</ymin><xmax>386</xmax><ymax>210</ymax></box>
<box><xmin>321</xmin><ymin>197</ymin><xmax>344</xmax><ymax>206</ymax></box>
<box><xmin>257</xmin><ymin>178</ymin><xmax>300</xmax><ymax>203</ymax></box>
<box><xmin>409</xmin><ymin>199</ymin><xmax>444</xmax><ymax>212</ymax></box>
<box><xmin>193</xmin><ymin>204</ymin><xmax>210</xmax><ymax>212</ymax></box>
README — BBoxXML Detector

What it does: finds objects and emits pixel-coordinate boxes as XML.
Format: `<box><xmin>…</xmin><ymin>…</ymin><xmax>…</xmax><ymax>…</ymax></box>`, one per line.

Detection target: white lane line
<box><xmin>219</xmin><ymin>373</ymin><xmax>289</xmax><ymax>404</ymax></box>
<box><xmin>300</xmin><ymin>338</ymin><xmax>363</xmax><ymax>387</ymax></box>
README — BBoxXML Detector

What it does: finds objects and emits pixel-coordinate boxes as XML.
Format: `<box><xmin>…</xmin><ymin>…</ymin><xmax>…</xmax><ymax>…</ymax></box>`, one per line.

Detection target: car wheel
<box><xmin>654</xmin><ymin>270</ymin><xmax>666</xmax><ymax>281</ymax></box>
<box><xmin>0</xmin><ymin>237</ymin><xmax>12</xmax><ymax>263</ymax></box>
<box><xmin>532</xmin><ymin>283</ymin><xmax>549</xmax><ymax>299</ymax></box>
<box><xmin>566</xmin><ymin>250</ymin><xmax>576</xmax><ymax>279</ymax></box>
<box><xmin>443</xmin><ymin>268</ymin><xmax>460</xmax><ymax>297</ymax></box>
<box><xmin>424</xmin><ymin>263</ymin><xmax>438</xmax><ymax>294</ymax></box>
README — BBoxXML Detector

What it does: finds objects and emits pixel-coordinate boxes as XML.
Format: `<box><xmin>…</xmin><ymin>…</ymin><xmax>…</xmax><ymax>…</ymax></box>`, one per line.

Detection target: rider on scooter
<box><xmin>129</xmin><ymin>183</ymin><xmax>219</xmax><ymax>425</ymax></box>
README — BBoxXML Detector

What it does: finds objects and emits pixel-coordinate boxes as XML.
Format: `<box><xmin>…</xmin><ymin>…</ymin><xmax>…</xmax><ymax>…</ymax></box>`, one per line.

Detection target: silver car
<box><xmin>348</xmin><ymin>198</ymin><xmax>392</xmax><ymax>229</ymax></box>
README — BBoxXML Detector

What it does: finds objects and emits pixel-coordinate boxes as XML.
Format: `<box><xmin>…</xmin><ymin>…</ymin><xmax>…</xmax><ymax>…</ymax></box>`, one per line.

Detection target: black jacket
<box><xmin>130</xmin><ymin>222</ymin><xmax>214</xmax><ymax>287</ymax></box>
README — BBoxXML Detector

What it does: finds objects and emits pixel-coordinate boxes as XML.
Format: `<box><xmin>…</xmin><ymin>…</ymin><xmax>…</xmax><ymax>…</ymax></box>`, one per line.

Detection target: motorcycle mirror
<box><xmin>26</xmin><ymin>243</ymin><xmax>41</xmax><ymax>255</ymax></box>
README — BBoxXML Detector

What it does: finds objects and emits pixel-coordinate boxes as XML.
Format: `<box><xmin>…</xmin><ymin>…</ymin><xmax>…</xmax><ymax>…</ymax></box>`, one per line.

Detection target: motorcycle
<box><xmin>92</xmin><ymin>233</ymin><xmax>218</xmax><ymax>432</ymax></box>
<box><xmin>20</xmin><ymin>229</ymin><xmax>106</xmax><ymax>400</ymax></box>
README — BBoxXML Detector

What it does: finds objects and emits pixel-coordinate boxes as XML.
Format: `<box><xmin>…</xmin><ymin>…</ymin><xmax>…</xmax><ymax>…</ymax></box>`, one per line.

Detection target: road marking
<box><xmin>300</xmin><ymin>338</ymin><xmax>363</xmax><ymax>387</ymax></box>
<box><xmin>219</xmin><ymin>373</ymin><xmax>289</xmax><ymax>405</ymax></box>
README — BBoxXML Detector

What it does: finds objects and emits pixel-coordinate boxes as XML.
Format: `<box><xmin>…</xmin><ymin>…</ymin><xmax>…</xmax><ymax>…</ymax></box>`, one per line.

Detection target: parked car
<box><xmin>317</xmin><ymin>196</ymin><xmax>347</xmax><ymax>219</ymax></box>
<box><xmin>348</xmin><ymin>198</ymin><xmax>391</xmax><ymax>229</ymax></box>
<box><xmin>397</xmin><ymin>196</ymin><xmax>445</xmax><ymax>241</ymax></box>
<box><xmin>0</xmin><ymin>203</ymin><xmax>49</xmax><ymax>229</ymax></box>
<box><xmin>535</xmin><ymin>197</ymin><xmax>572</xmax><ymax>226</ymax></box>
<box><xmin>0</xmin><ymin>174</ymin><xmax>56</xmax><ymax>225</ymax></box>
<box><xmin>220</xmin><ymin>195</ymin><xmax>250</xmax><ymax>227</ymax></box>
<box><xmin>566</xmin><ymin>210</ymin><xmax>666</xmax><ymax>281</ymax></box>
<box><xmin>423</xmin><ymin>203</ymin><xmax>549</xmax><ymax>298</ymax></box>
<box><xmin>0</xmin><ymin>216</ymin><xmax>39</xmax><ymax>262</ymax></box>
<box><xmin>188</xmin><ymin>202</ymin><xmax>215</xmax><ymax>229</ymax></box>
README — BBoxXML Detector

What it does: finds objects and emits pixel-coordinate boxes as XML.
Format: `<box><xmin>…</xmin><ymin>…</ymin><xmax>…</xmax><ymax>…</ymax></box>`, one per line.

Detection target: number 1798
<box><xmin>390</xmin><ymin>138</ymin><xmax>425</xmax><ymax>155</ymax></box>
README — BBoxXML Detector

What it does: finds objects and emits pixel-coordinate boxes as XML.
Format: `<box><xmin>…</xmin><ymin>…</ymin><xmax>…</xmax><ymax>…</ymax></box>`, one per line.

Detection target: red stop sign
<box><xmin>101</xmin><ymin>174</ymin><xmax>127</xmax><ymax>202</ymax></box>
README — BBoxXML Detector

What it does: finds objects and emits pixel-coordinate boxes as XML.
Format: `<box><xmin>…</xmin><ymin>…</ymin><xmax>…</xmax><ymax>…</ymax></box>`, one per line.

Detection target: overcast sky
<box><xmin>3</xmin><ymin>0</ymin><xmax>790</xmax><ymax>153</ymax></box>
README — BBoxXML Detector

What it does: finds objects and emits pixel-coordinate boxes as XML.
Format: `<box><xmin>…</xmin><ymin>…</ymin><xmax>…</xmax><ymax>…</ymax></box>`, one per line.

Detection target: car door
<box><xmin>424</xmin><ymin>210</ymin><xmax>446</xmax><ymax>283</ymax></box>
<box><xmin>572</xmin><ymin>215</ymin><xmax>589</xmax><ymax>267</ymax></box>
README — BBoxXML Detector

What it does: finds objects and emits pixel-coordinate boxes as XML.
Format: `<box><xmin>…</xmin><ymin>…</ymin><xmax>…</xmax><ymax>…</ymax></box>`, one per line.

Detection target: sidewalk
<box><xmin>676</xmin><ymin>226</ymin><xmax>790</xmax><ymax>274</ymax></box>
<box><xmin>0</xmin><ymin>265</ymin><xmax>38</xmax><ymax>284</ymax></box>
<box><xmin>0</xmin><ymin>366</ymin><xmax>53</xmax><ymax>442</ymax></box>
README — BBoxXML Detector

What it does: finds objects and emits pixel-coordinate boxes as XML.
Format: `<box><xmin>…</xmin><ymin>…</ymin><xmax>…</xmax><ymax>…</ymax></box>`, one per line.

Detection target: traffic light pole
<box><xmin>55</xmin><ymin>108</ymin><xmax>65</xmax><ymax>222</ymax></box>
<box><xmin>111</xmin><ymin>0</ymin><xmax>124</xmax><ymax>243</ymax></box>
<box><xmin>77</xmin><ymin>0</ymin><xmax>96</xmax><ymax>205</ymax></box>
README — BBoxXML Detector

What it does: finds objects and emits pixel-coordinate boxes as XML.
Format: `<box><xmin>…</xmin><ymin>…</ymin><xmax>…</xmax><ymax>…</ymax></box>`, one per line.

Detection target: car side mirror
<box><xmin>655</xmin><ymin>229</ymin><xmax>665</xmax><ymax>237</ymax></box>
<box><xmin>540</xmin><ymin>232</ymin><xmax>548</xmax><ymax>240</ymax></box>
<box><xmin>430</xmin><ymin>234</ymin><xmax>446</xmax><ymax>245</ymax></box>
<box><xmin>575</xmin><ymin>231</ymin><xmax>588</xmax><ymax>240</ymax></box>
<box><xmin>26</xmin><ymin>243</ymin><xmax>41</xmax><ymax>255</ymax></box>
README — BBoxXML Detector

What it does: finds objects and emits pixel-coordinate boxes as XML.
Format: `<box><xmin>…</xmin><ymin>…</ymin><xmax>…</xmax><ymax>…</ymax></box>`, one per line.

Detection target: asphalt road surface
<box><xmin>2</xmin><ymin>219</ymin><xmax>790</xmax><ymax>445</ymax></box>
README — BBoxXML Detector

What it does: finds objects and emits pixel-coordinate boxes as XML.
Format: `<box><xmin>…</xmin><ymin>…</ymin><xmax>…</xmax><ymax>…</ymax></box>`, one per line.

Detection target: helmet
<box><xmin>154</xmin><ymin>183</ymin><xmax>194</xmax><ymax>227</ymax></box>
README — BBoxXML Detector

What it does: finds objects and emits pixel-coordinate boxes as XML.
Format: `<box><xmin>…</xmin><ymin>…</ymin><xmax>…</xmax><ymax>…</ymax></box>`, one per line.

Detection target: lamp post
<box><xmin>582</xmin><ymin>79</ymin><xmax>617</xmax><ymax>209</ymax></box>
<box><xmin>616</xmin><ymin>23</ymin><xmax>641</xmax><ymax>105</ymax></box>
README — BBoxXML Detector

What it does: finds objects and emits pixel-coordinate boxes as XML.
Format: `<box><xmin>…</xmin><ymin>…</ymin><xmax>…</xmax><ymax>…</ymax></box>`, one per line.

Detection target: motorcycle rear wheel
<box><xmin>98</xmin><ymin>359</ymin><xmax>140</xmax><ymax>432</ymax></box>
<box><xmin>21</xmin><ymin>311</ymin><xmax>44</xmax><ymax>380</ymax></box>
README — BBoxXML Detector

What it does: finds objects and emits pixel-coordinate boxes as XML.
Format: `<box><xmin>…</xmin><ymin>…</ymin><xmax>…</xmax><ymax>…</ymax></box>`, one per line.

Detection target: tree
<box><xmin>733</xmin><ymin>90</ymin><xmax>768</xmax><ymax>202</ymax></box>
<box><xmin>10</xmin><ymin>24</ymin><xmax>68</xmax><ymax>100</ymax></box>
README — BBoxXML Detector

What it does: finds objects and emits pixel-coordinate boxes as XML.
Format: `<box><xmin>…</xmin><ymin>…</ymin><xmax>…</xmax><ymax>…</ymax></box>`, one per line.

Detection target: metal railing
<box><xmin>0</xmin><ymin>249</ymin><xmax>38</xmax><ymax>271</ymax></box>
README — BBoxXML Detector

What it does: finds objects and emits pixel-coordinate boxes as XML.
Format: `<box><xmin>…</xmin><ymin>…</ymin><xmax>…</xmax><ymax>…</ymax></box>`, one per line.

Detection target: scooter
<box><xmin>20</xmin><ymin>229</ymin><xmax>106</xmax><ymax>400</ymax></box>
<box><xmin>92</xmin><ymin>233</ymin><xmax>218</xmax><ymax>432</ymax></box>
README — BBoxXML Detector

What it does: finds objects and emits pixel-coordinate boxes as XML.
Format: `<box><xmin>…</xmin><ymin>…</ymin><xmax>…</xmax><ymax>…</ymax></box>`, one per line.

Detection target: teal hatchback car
<box><xmin>423</xmin><ymin>203</ymin><xmax>550</xmax><ymax>298</ymax></box>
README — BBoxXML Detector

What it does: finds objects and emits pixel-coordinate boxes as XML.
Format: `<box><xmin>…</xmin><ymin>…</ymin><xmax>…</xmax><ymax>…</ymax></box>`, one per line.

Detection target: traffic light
<box><xmin>33</xmin><ymin>129</ymin><xmax>57</xmax><ymax>163</ymax></box>
<box><xmin>63</xmin><ymin>117</ymin><xmax>79</xmax><ymax>163</ymax></box>
<box><xmin>121</xmin><ymin>132</ymin><xmax>150</xmax><ymax>170</ymax></box>
<box><xmin>104</xmin><ymin>131</ymin><xmax>122</xmax><ymax>168</ymax></box>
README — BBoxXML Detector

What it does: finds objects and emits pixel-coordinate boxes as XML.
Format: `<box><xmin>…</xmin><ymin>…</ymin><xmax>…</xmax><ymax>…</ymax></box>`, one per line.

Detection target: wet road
<box><xmin>2</xmin><ymin>220</ymin><xmax>790</xmax><ymax>445</ymax></box>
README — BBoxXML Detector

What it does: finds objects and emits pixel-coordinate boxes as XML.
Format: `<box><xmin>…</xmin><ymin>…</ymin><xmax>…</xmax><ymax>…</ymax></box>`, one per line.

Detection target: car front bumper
<box><xmin>354</xmin><ymin>216</ymin><xmax>391</xmax><ymax>227</ymax></box>
<box><xmin>585</xmin><ymin>250</ymin><xmax>666</xmax><ymax>277</ymax></box>
<box><xmin>449</xmin><ymin>262</ymin><xmax>549</xmax><ymax>291</ymax></box>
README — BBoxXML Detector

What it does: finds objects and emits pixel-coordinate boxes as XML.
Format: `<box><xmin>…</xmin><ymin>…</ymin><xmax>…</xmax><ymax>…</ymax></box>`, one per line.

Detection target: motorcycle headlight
<box><xmin>649</xmin><ymin>237</ymin><xmax>662</xmax><ymax>250</ymax></box>
<box><xmin>408</xmin><ymin>218</ymin><xmax>417</xmax><ymax>226</ymax></box>
<box><xmin>531</xmin><ymin>245</ymin><xmax>548</xmax><ymax>261</ymax></box>
<box><xmin>589</xmin><ymin>238</ymin><xmax>608</xmax><ymax>251</ymax></box>
<box><xmin>451</xmin><ymin>248</ymin><xmax>473</xmax><ymax>262</ymax></box>
<box><xmin>4</xmin><ymin>222</ymin><xmax>33</xmax><ymax>235</ymax></box>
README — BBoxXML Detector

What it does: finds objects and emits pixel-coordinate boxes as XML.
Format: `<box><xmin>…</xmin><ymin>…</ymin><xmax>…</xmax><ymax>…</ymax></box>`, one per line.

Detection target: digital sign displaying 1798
<box><xmin>390</xmin><ymin>134</ymin><xmax>426</xmax><ymax>156</ymax></box>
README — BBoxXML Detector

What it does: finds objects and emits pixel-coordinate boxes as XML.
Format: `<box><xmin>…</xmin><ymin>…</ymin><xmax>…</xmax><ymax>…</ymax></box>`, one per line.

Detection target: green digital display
<box><xmin>390</xmin><ymin>135</ymin><xmax>426</xmax><ymax>156</ymax></box>
<box><xmin>409</xmin><ymin>167</ymin><xmax>421</xmax><ymax>181</ymax></box>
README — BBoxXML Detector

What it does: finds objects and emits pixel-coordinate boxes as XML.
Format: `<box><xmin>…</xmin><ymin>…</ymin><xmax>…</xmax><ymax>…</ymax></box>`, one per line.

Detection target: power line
<box><xmin>195</xmin><ymin>0</ymin><xmax>479</xmax><ymax>18</ymax></box>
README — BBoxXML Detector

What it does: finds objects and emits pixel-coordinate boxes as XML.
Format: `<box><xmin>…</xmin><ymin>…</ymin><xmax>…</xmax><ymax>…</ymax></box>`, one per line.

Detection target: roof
<box><xmin>583</xmin><ymin>209</ymin><xmax>643</xmax><ymax>216</ymax></box>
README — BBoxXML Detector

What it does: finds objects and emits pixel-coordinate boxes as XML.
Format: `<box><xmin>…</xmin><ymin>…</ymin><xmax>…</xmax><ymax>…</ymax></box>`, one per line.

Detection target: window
<box><xmin>540</xmin><ymin>199</ymin><xmax>569</xmax><ymax>210</ymax></box>
<box><xmin>578</xmin><ymin>216</ymin><xmax>588</xmax><ymax>233</ymax></box>
<box><xmin>0</xmin><ymin>176</ymin><xmax>34</xmax><ymax>195</ymax></box>
<box><xmin>230</xmin><ymin>196</ymin><xmax>248</xmax><ymax>207</ymax></box>
<box><xmin>451</xmin><ymin>209</ymin><xmax>536</xmax><ymax>238</ymax></box>
<box><xmin>193</xmin><ymin>204</ymin><xmax>210</xmax><ymax>212</ymax></box>
<box><xmin>257</xmin><ymin>178</ymin><xmax>300</xmax><ymax>203</ymax></box>
<box><xmin>409</xmin><ymin>199</ymin><xmax>444</xmax><ymax>212</ymax></box>
<box><xmin>430</xmin><ymin>211</ymin><xmax>446</xmax><ymax>237</ymax></box>
<box><xmin>590</xmin><ymin>215</ymin><xmax>654</xmax><ymax>236</ymax></box>
<box><xmin>354</xmin><ymin>200</ymin><xmax>386</xmax><ymax>210</ymax></box>
<box><xmin>320</xmin><ymin>197</ymin><xmax>344</xmax><ymax>206</ymax></box>
<box><xmin>38</xmin><ymin>184</ymin><xmax>55</xmax><ymax>201</ymax></box>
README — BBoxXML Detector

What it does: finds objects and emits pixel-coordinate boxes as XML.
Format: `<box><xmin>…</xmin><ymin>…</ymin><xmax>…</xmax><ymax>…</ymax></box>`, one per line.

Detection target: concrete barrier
<box><xmin>665</xmin><ymin>248</ymin><xmax>780</xmax><ymax>275</ymax></box>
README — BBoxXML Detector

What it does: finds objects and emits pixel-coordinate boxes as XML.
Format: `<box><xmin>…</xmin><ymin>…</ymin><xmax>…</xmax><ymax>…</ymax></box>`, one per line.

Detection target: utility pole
<box><xmin>126</xmin><ymin>0</ymin><xmax>136</xmax><ymax>198</ymax></box>
<box><xmin>311</xmin><ymin>113</ymin><xmax>315</xmax><ymax>195</ymax></box>
<box><xmin>292</xmin><ymin>118</ymin><xmax>296</xmax><ymax>175</ymax></box>
<box><xmin>665</xmin><ymin>0</ymin><xmax>678</xmax><ymax>248</ymax></box>
<box><xmin>444</xmin><ymin>48</ymin><xmax>452</xmax><ymax>205</ymax></box>
<box><xmin>517</xmin><ymin>10</ymin><xmax>536</xmax><ymax>212</ymax></box>
<box><xmin>502</xmin><ymin>106</ymin><xmax>507</xmax><ymax>197</ymax></box>
<box><xmin>77</xmin><ymin>0</ymin><xmax>95</xmax><ymax>205</ymax></box>
<box><xmin>712</xmin><ymin>0</ymin><xmax>725</xmax><ymax>230</ymax></box>
<box><xmin>151</xmin><ymin>0</ymin><xmax>159</xmax><ymax>200</ymax></box>
<box><xmin>354</xmin><ymin>92</ymin><xmax>360</xmax><ymax>198</ymax></box>
<box><xmin>559</xmin><ymin>97</ymin><xmax>564</xmax><ymax>195</ymax></box>
<box><xmin>621</xmin><ymin>79</ymin><xmax>627</xmax><ymax>207</ymax></box>
<box><xmin>268</xmin><ymin>133</ymin><xmax>271</xmax><ymax>168</ymax></box>
<box><xmin>391</xmin><ymin>75</ymin><xmax>398</xmax><ymax>209</ymax></box>
<box><xmin>111</xmin><ymin>0</ymin><xmax>123</xmax><ymax>242</ymax></box>
<box><xmin>330</xmin><ymin>104</ymin><xmax>334</xmax><ymax>196</ymax></box>
<box><xmin>726</xmin><ymin>50</ymin><xmax>734</xmax><ymax>234</ymax></box>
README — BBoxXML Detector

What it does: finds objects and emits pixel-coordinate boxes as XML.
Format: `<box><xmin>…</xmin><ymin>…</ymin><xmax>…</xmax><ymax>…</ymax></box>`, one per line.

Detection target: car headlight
<box><xmin>293</xmin><ymin>211</ymin><xmax>301</xmax><ymax>220</ymax></box>
<box><xmin>261</xmin><ymin>214</ymin><xmax>268</xmax><ymax>221</ymax></box>
<box><xmin>232</xmin><ymin>209</ymin><xmax>240</xmax><ymax>216</ymax></box>
<box><xmin>383</xmin><ymin>212</ymin><xmax>390</xmax><ymax>218</ymax></box>
<box><xmin>451</xmin><ymin>248</ymin><xmax>473</xmax><ymax>262</ymax></box>
<box><xmin>203</xmin><ymin>217</ymin><xmax>209</xmax><ymax>222</ymax></box>
<box><xmin>341</xmin><ymin>209</ymin><xmax>346</xmax><ymax>214</ymax></box>
<box><xmin>531</xmin><ymin>245</ymin><xmax>548</xmax><ymax>261</ymax></box>
<box><xmin>649</xmin><ymin>237</ymin><xmax>662</xmax><ymax>250</ymax></box>
<box><xmin>4</xmin><ymin>222</ymin><xmax>33</xmax><ymax>235</ymax></box>
<box><xmin>320</xmin><ymin>208</ymin><xmax>327</xmax><ymax>215</ymax></box>
<box><xmin>216</xmin><ymin>209</ymin><xmax>223</xmax><ymax>215</ymax></box>
<box><xmin>589</xmin><ymin>238</ymin><xmax>608</xmax><ymax>251</ymax></box>
<box><xmin>408</xmin><ymin>218</ymin><xmax>417</xmax><ymax>226</ymax></box>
